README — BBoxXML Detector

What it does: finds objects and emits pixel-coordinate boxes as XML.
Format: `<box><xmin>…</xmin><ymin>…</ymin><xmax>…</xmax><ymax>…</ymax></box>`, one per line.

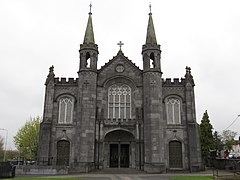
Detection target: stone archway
<box><xmin>104</xmin><ymin>129</ymin><xmax>135</xmax><ymax>168</ymax></box>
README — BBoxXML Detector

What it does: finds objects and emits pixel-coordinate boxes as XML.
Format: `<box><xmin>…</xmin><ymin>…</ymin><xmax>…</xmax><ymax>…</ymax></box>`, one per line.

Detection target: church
<box><xmin>37</xmin><ymin>7</ymin><xmax>202</xmax><ymax>173</ymax></box>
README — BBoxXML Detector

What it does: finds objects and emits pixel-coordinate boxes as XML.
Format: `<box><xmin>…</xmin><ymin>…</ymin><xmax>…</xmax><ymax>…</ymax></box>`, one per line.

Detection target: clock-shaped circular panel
<box><xmin>115</xmin><ymin>64</ymin><xmax>125</xmax><ymax>73</ymax></box>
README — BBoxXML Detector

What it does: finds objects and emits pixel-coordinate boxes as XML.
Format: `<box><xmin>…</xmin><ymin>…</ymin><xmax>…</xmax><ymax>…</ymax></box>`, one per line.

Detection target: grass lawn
<box><xmin>1</xmin><ymin>178</ymin><xmax>83</xmax><ymax>180</ymax></box>
<box><xmin>0</xmin><ymin>176</ymin><xmax>214</xmax><ymax>180</ymax></box>
<box><xmin>170</xmin><ymin>176</ymin><xmax>213</xmax><ymax>180</ymax></box>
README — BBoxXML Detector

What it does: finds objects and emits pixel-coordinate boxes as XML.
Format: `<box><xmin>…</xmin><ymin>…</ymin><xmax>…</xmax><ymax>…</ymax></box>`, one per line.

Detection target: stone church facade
<box><xmin>38</xmin><ymin>9</ymin><xmax>202</xmax><ymax>173</ymax></box>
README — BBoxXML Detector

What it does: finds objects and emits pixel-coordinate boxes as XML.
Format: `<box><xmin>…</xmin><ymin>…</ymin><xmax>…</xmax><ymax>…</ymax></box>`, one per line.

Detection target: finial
<box><xmin>185</xmin><ymin>66</ymin><xmax>194</xmax><ymax>85</ymax></box>
<box><xmin>117</xmin><ymin>41</ymin><xmax>124</xmax><ymax>51</ymax></box>
<box><xmin>89</xmin><ymin>2</ymin><xmax>92</xmax><ymax>15</ymax></box>
<box><xmin>49</xmin><ymin>65</ymin><xmax>54</xmax><ymax>73</ymax></box>
<box><xmin>149</xmin><ymin>2</ymin><xmax>152</xmax><ymax>15</ymax></box>
<box><xmin>46</xmin><ymin>65</ymin><xmax>55</xmax><ymax>83</ymax></box>
<box><xmin>186</xmin><ymin>66</ymin><xmax>191</xmax><ymax>74</ymax></box>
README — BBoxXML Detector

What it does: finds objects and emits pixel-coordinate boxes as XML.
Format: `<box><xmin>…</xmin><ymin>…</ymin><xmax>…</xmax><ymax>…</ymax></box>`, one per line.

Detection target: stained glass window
<box><xmin>108</xmin><ymin>84</ymin><xmax>131</xmax><ymax>119</ymax></box>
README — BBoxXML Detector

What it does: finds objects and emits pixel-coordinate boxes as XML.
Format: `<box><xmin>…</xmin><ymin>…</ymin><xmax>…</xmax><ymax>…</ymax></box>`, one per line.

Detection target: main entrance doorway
<box><xmin>104</xmin><ymin>129</ymin><xmax>135</xmax><ymax>168</ymax></box>
<box><xmin>110</xmin><ymin>144</ymin><xmax>129</xmax><ymax>168</ymax></box>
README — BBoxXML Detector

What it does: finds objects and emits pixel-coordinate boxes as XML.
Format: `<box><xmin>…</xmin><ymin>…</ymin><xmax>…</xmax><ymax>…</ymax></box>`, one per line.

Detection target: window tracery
<box><xmin>58</xmin><ymin>97</ymin><xmax>73</xmax><ymax>124</ymax></box>
<box><xmin>166</xmin><ymin>97</ymin><xmax>181</xmax><ymax>124</ymax></box>
<box><xmin>108</xmin><ymin>84</ymin><xmax>131</xmax><ymax>120</ymax></box>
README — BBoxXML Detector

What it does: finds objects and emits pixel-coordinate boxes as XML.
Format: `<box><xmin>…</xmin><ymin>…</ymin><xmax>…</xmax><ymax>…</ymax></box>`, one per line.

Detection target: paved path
<box><xmin>17</xmin><ymin>171</ymin><xmax>214</xmax><ymax>180</ymax></box>
<box><xmin>16</xmin><ymin>169</ymin><xmax>235</xmax><ymax>180</ymax></box>
<box><xmin>61</xmin><ymin>175</ymin><xmax>171</xmax><ymax>180</ymax></box>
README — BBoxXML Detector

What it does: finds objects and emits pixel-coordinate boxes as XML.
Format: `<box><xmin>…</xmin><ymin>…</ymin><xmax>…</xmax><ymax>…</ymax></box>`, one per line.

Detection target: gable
<box><xmin>98</xmin><ymin>51</ymin><xmax>142</xmax><ymax>86</ymax></box>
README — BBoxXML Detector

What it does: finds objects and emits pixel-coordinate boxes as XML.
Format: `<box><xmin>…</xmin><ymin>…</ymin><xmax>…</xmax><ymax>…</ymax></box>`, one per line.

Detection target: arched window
<box><xmin>58</xmin><ymin>97</ymin><xmax>74</xmax><ymax>124</ymax></box>
<box><xmin>150</xmin><ymin>52</ymin><xmax>155</xmax><ymax>68</ymax></box>
<box><xmin>166</xmin><ymin>97</ymin><xmax>181</xmax><ymax>124</ymax></box>
<box><xmin>108</xmin><ymin>84</ymin><xmax>131</xmax><ymax>120</ymax></box>
<box><xmin>86</xmin><ymin>52</ymin><xmax>90</xmax><ymax>68</ymax></box>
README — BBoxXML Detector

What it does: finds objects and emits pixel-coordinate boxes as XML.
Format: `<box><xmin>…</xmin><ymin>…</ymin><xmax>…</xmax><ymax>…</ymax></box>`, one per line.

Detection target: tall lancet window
<box><xmin>166</xmin><ymin>97</ymin><xmax>181</xmax><ymax>124</ymax></box>
<box><xmin>58</xmin><ymin>97</ymin><xmax>74</xmax><ymax>124</ymax></box>
<box><xmin>108</xmin><ymin>84</ymin><xmax>131</xmax><ymax>120</ymax></box>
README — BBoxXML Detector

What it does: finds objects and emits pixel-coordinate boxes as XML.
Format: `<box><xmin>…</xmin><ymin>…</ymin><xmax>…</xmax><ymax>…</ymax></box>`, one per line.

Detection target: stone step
<box><xmin>91</xmin><ymin>168</ymin><xmax>146</xmax><ymax>174</ymax></box>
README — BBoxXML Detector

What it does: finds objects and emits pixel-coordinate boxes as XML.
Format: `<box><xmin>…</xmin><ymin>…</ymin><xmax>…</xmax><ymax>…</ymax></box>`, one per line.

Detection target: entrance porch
<box><xmin>101</xmin><ymin>129</ymin><xmax>137</xmax><ymax>169</ymax></box>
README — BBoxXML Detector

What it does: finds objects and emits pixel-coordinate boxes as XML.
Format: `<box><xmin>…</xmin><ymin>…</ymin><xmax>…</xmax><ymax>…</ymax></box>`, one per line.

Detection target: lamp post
<box><xmin>0</xmin><ymin>128</ymin><xmax>8</xmax><ymax>161</ymax></box>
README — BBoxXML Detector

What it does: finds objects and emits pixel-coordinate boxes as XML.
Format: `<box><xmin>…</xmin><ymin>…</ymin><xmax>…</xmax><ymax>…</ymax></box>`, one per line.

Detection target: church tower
<box><xmin>79</xmin><ymin>7</ymin><xmax>98</xmax><ymax>70</ymax></box>
<box><xmin>75</xmin><ymin>6</ymin><xmax>98</xmax><ymax>171</ymax></box>
<box><xmin>142</xmin><ymin>8</ymin><xmax>165</xmax><ymax>172</ymax></box>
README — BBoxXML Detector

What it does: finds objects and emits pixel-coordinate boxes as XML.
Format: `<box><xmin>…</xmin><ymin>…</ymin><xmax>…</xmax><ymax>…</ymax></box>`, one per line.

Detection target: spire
<box><xmin>145</xmin><ymin>4</ymin><xmax>157</xmax><ymax>44</ymax></box>
<box><xmin>79</xmin><ymin>3</ymin><xmax>98</xmax><ymax>71</ymax></box>
<box><xmin>142</xmin><ymin>4</ymin><xmax>161</xmax><ymax>72</ymax></box>
<box><xmin>83</xmin><ymin>3</ymin><xmax>95</xmax><ymax>44</ymax></box>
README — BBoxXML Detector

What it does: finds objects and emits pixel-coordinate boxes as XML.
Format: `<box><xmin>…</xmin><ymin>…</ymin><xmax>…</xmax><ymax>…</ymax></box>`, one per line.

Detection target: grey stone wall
<box><xmin>38</xmin><ymin>55</ymin><xmax>201</xmax><ymax>173</ymax></box>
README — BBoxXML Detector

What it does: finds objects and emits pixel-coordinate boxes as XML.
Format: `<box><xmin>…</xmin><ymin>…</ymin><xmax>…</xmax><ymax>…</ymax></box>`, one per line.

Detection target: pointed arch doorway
<box><xmin>169</xmin><ymin>140</ymin><xmax>183</xmax><ymax>168</ymax></box>
<box><xmin>56</xmin><ymin>140</ymin><xmax>70</xmax><ymax>166</ymax></box>
<box><xmin>104</xmin><ymin>129</ymin><xmax>135</xmax><ymax>168</ymax></box>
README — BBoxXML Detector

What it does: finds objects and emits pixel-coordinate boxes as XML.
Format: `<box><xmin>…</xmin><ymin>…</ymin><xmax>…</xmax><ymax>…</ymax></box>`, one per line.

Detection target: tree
<box><xmin>213</xmin><ymin>131</ymin><xmax>224</xmax><ymax>152</ymax></box>
<box><xmin>0</xmin><ymin>135</ymin><xmax>4</xmax><ymax>161</ymax></box>
<box><xmin>200</xmin><ymin>110</ymin><xmax>214</xmax><ymax>164</ymax></box>
<box><xmin>13</xmin><ymin>116</ymin><xmax>41</xmax><ymax>160</ymax></box>
<box><xmin>222</xmin><ymin>129</ymin><xmax>237</xmax><ymax>151</ymax></box>
<box><xmin>6</xmin><ymin>149</ymin><xmax>19</xmax><ymax>160</ymax></box>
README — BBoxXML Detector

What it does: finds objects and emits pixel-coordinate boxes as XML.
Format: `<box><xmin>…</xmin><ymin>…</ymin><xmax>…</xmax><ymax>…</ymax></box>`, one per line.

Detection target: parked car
<box><xmin>228</xmin><ymin>152</ymin><xmax>236</xmax><ymax>159</ymax></box>
<box><xmin>224</xmin><ymin>152</ymin><xmax>229</xmax><ymax>158</ymax></box>
<box><xmin>233</xmin><ymin>152</ymin><xmax>240</xmax><ymax>159</ymax></box>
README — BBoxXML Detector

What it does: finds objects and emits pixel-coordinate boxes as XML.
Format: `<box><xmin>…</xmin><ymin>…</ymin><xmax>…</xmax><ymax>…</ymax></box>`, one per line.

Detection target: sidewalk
<box><xmin>15</xmin><ymin>169</ymin><xmax>238</xmax><ymax>180</ymax></box>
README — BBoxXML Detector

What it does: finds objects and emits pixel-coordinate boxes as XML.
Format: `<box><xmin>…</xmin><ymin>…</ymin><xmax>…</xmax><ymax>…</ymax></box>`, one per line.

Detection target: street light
<box><xmin>0</xmin><ymin>128</ymin><xmax>8</xmax><ymax>161</ymax></box>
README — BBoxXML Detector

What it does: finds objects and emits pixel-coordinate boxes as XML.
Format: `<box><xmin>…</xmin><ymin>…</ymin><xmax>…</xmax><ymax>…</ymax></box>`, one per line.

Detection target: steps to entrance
<box><xmin>92</xmin><ymin>168</ymin><xmax>146</xmax><ymax>174</ymax></box>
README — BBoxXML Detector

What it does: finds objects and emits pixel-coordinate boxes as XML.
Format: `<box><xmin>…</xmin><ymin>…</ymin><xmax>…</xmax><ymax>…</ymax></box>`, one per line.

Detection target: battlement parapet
<box><xmin>54</xmin><ymin>77</ymin><xmax>78</xmax><ymax>84</ymax></box>
<box><xmin>104</xmin><ymin>118</ymin><xmax>136</xmax><ymax>126</ymax></box>
<box><xmin>163</xmin><ymin>78</ymin><xmax>186</xmax><ymax>86</ymax></box>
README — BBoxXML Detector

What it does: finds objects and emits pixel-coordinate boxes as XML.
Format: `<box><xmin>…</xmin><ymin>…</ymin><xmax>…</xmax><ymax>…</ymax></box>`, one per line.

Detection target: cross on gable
<box><xmin>117</xmin><ymin>41</ymin><xmax>124</xmax><ymax>50</ymax></box>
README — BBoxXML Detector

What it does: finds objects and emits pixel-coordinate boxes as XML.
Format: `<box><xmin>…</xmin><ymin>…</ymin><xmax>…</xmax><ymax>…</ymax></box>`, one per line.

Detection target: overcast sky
<box><xmin>1</xmin><ymin>0</ymin><xmax>240</xmax><ymax>149</ymax></box>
